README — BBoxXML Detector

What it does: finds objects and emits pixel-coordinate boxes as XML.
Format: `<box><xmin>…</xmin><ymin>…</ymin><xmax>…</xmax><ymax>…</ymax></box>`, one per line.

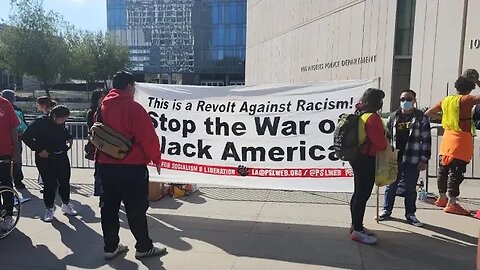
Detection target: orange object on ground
<box><xmin>444</xmin><ymin>203</ymin><xmax>471</xmax><ymax>216</ymax></box>
<box><xmin>434</xmin><ymin>197</ymin><xmax>448</xmax><ymax>207</ymax></box>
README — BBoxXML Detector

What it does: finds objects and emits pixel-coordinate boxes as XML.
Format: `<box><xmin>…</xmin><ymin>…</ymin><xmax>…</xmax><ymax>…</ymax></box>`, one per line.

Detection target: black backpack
<box><xmin>333</xmin><ymin>113</ymin><xmax>361</xmax><ymax>161</ymax></box>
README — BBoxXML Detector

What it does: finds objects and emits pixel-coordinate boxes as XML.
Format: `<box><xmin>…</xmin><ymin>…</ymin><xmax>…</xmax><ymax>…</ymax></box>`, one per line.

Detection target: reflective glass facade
<box><xmin>107</xmin><ymin>0</ymin><xmax>246</xmax><ymax>84</ymax></box>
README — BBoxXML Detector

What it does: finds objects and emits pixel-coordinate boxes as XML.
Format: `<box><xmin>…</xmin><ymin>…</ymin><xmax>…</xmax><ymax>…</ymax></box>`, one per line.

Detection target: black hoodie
<box><xmin>22</xmin><ymin>115</ymin><xmax>73</xmax><ymax>154</ymax></box>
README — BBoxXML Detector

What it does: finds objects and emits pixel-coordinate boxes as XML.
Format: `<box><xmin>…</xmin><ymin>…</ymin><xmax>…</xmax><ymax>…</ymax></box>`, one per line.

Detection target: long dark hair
<box><xmin>90</xmin><ymin>89</ymin><xmax>106</xmax><ymax>110</ymax></box>
<box><xmin>358</xmin><ymin>88</ymin><xmax>385</xmax><ymax>113</ymax></box>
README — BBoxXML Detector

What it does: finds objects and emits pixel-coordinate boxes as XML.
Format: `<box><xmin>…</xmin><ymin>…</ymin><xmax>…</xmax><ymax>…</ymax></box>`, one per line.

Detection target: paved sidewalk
<box><xmin>0</xmin><ymin>167</ymin><xmax>478</xmax><ymax>270</ymax></box>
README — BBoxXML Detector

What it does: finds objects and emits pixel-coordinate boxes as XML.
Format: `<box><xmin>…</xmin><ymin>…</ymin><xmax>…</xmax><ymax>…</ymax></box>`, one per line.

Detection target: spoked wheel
<box><xmin>0</xmin><ymin>186</ymin><xmax>21</xmax><ymax>239</ymax></box>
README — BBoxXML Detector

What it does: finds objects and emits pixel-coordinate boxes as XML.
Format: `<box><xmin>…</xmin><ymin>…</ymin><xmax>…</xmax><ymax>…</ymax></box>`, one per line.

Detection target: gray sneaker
<box><xmin>406</xmin><ymin>215</ymin><xmax>423</xmax><ymax>227</ymax></box>
<box><xmin>0</xmin><ymin>216</ymin><xmax>14</xmax><ymax>231</ymax></box>
<box><xmin>135</xmin><ymin>245</ymin><xmax>167</xmax><ymax>259</ymax></box>
<box><xmin>44</xmin><ymin>207</ymin><xmax>55</xmax><ymax>222</ymax></box>
<box><xmin>351</xmin><ymin>230</ymin><xmax>378</xmax><ymax>245</ymax></box>
<box><xmin>349</xmin><ymin>225</ymin><xmax>376</xmax><ymax>236</ymax></box>
<box><xmin>104</xmin><ymin>244</ymin><xmax>129</xmax><ymax>260</ymax></box>
<box><xmin>61</xmin><ymin>203</ymin><xmax>78</xmax><ymax>216</ymax></box>
<box><xmin>375</xmin><ymin>210</ymin><xmax>391</xmax><ymax>221</ymax></box>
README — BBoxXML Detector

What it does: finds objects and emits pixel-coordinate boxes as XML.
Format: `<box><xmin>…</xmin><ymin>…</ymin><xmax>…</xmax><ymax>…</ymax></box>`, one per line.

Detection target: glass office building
<box><xmin>107</xmin><ymin>0</ymin><xmax>246</xmax><ymax>85</ymax></box>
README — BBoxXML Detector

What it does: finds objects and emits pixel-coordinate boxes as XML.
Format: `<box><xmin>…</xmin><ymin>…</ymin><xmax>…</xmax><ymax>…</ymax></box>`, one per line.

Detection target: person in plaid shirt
<box><xmin>377</xmin><ymin>89</ymin><xmax>431</xmax><ymax>226</ymax></box>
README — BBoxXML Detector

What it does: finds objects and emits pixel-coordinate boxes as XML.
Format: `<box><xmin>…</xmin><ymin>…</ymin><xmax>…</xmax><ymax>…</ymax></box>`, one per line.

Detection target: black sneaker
<box><xmin>15</xmin><ymin>182</ymin><xmax>26</xmax><ymax>190</ymax></box>
<box><xmin>135</xmin><ymin>245</ymin><xmax>167</xmax><ymax>259</ymax></box>
<box><xmin>406</xmin><ymin>215</ymin><xmax>423</xmax><ymax>227</ymax></box>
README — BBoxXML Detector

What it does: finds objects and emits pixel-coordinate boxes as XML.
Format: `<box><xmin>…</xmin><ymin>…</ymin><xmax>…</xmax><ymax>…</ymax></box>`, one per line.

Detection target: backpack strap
<box><xmin>93</xmin><ymin>106</ymin><xmax>103</xmax><ymax>162</ymax></box>
<box><xmin>96</xmin><ymin>106</ymin><xmax>103</xmax><ymax>123</ymax></box>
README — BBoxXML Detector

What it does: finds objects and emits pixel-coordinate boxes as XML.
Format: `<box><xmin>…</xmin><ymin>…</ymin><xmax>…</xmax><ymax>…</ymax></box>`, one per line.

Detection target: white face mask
<box><xmin>400</xmin><ymin>101</ymin><xmax>414</xmax><ymax>110</ymax></box>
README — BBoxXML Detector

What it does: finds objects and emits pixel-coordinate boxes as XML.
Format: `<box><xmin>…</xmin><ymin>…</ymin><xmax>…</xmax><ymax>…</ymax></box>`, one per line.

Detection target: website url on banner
<box><xmin>155</xmin><ymin>160</ymin><xmax>353</xmax><ymax>178</ymax></box>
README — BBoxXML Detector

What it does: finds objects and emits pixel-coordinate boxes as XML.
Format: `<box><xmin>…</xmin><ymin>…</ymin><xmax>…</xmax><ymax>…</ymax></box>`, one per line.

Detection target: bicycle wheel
<box><xmin>0</xmin><ymin>186</ymin><xmax>21</xmax><ymax>239</ymax></box>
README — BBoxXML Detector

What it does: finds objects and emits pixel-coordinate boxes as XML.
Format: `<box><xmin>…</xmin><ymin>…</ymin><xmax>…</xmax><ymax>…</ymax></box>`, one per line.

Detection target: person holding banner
<box><xmin>377</xmin><ymin>89</ymin><xmax>431</xmax><ymax>226</ymax></box>
<box><xmin>0</xmin><ymin>95</ymin><xmax>20</xmax><ymax>231</ymax></box>
<box><xmin>425</xmin><ymin>76</ymin><xmax>480</xmax><ymax>215</ymax></box>
<box><xmin>96</xmin><ymin>71</ymin><xmax>166</xmax><ymax>260</ymax></box>
<box><xmin>349</xmin><ymin>88</ymin><xmax>388</xmax><ymax>245</ymax></box>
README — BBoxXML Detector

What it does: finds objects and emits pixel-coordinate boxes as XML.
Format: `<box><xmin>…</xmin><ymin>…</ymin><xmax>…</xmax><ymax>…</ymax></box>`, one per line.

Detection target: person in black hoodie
<box><xmin>22</xmin><ymin>105</ymin><xmax>78</xmax><ymax>222</ymax></box>
<box><xmin>85</xmin><ymin>89</ymin><xmax>106</xmax><ymax>206</ymax></box>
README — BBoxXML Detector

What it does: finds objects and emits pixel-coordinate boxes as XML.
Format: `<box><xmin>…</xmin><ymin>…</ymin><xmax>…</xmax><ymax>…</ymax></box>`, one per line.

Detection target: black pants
<box><xmin>0</xmin><ymin>156</ymin><xmax>14</xmax><ymax>216</ymax></box>
<box><xmin>350</xmin><ymin>153</ymin><xmax>376</xmax><ymax>232</ymax></box>
<box><xmin>93</xmin><ymin>164</ymin><xmax>103</xmax><ymax>197</ymax></box>
<box><xmin>437</xmin><ymin>157</ymin><xmax>467</xmax><ymax>197</ymax></box>
<box><xmin>98</xmin><ymin>164</ymin><xmax>153</xmax><ymax>253</ymax></box>
<box><xmin>12</xmin><ymin>140</ymin><xmax>24</xmax><ymax>183</ymax></box>
<box><xmin>36</xmin><ymin>153</ymin><xmax>71</xmax><ymax>208</ymax></box>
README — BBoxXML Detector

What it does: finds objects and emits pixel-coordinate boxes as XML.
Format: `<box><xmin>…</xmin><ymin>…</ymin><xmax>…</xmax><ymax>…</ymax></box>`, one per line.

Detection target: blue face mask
<box><xmin>400</xmin><ymin>101</ymin><xmax>414</xmax><ymax>110</ymax></box>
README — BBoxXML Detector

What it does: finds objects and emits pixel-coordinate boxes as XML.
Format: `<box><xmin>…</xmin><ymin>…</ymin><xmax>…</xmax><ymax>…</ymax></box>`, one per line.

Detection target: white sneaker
<box><xmin>104</xmin><ymin>244</ymin><xmax>129</xmax><ymax>260</ymax></box>
<box><xmin>61</xmin><ymin>203</ymin><xmax>78</xmax><ymax>216</ymax></box>
<box><xmin>135</xmin><ymin>245</ymin><xmax>167</xmax><ymax>259</ymax></box>
<box><xmin>44</xmin><ymin>207</ymin><xmax>55</xmax><ymax>222</ymax></box>
<box><xmin>351</xmin><ymin>230</ymin><xmax>378</xmax><ymax>245</ymax></box>
<box><xmin>0</xmin><ymin>216</ymin><xmax>14</xmax><ymax>231</ymax></box>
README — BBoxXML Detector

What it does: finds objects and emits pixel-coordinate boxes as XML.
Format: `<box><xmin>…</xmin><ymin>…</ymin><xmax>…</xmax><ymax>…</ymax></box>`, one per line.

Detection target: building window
<box><xmin>394</xmin><ymin>0</ymin><xmax>416</xmax><ymax>57</ymax></box>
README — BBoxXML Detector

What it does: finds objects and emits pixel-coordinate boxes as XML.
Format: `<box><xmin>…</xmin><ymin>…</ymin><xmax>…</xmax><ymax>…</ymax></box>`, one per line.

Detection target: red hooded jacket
<box><xmin>96</xmin><ymin>89</ymin><xmax>161</xmax><ymax>165</ymax></box>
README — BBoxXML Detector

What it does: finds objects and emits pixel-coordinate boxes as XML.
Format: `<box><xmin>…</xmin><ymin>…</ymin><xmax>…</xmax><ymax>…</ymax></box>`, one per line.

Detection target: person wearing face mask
<box><xmin>22</xmin><ymin>105</ymin><xmax>77</xmax><ymax>222</ymax></box>
<box><xmin>377</xmin><ymin>89</ymin><xmax>431</xmax><ymax>226</ymax></box>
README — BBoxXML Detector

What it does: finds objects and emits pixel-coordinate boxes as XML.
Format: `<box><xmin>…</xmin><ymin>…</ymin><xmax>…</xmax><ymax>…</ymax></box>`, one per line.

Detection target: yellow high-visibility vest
<box><xmin>441</xmin><ymin>95</ymin><xmax>475</xmax><ymax>135</ymax></box>
<box><xmin>358</xmin><ymin>113</ymin><xmax>373</xmax><ymax>146</ymax></box>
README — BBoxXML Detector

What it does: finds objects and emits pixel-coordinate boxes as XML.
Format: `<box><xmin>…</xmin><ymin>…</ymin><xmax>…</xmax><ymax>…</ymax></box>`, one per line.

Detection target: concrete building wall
<box><xmin>410</xmin><ymin>0</ymin><xmax>466</xmax><ymax>108</ymax></box>
<box><xmin>246</xmin><ymin>0</ymin><xmax>397</xmax><ymax>108</ymax></box>
<box><xmin>462</xmin><ymin>0</ymin><xmax>480</xmax><ymax>82</ymax></box>
<box><xmin>247</xmin><ymin>0</ymin><xmax>480</xmax><ymax>111</ymax></box>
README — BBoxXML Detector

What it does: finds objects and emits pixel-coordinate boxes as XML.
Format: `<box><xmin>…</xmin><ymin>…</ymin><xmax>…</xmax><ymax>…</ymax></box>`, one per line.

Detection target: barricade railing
<box><xmin>21</xmin><ymin>123</ymin><xmax>480</xmax><ymax>183</ymax></box>
<box><xmin>425</xmin><ymin>125</ymin><xmax>480</xmax><ymax>192</ymax></box>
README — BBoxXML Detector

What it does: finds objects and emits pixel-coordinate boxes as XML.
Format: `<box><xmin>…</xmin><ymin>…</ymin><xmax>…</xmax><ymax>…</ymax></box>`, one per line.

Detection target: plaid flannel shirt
<box><xmin>386</xmin><ymin>109</ymin><xmax>432</xmax><ymax>164</ymax></box>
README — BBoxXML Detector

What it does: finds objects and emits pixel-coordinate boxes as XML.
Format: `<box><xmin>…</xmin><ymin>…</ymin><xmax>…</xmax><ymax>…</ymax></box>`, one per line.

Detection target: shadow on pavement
<box><xmin>383</xmin><ymin>217</ymin><xmax>477</xmax><ymax>245</ymax></box>
<box><xmin>0</xmin><ymin>229</ymin><xmax>63</xmax><ymax>269</ymax></box>
<box><xmin>146</xmin><ymin>214</ymin><xmax>476</xmax><ymax>270</ymax></box>
<box><xmin>0</xmin><ymin>211</ymin><xmax>475</xmax><ymax>269</ymax></box>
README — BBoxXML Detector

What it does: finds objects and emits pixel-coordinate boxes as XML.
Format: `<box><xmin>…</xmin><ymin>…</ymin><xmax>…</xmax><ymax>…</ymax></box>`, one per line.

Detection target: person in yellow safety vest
<box><xmin>425</xmin><ymin>76</ymin><xmax>480</xmax><ymax>216</ymax></box>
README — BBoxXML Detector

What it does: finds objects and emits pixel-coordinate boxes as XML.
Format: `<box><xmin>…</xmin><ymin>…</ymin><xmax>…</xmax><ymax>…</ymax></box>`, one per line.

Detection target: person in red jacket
<box><xmin>349</xmin><ymin>88</ymin><xmax>388</xmax><ymax>245</ymax></box>
<box><xmin>0</xmin><ymin>96</ymin><xmax>20</xmax><ymax>231</ymax></box>
<box><xmin>97</xmin><ymin>71</ymin><xmax>165</xmax><ymax>260</ymax></box>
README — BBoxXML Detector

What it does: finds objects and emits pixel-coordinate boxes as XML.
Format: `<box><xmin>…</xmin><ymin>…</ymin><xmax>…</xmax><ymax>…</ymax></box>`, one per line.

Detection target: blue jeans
<box><xmin>383</xmin><ymin>163</ymin><xmax>419</xmax><ymax>216</ymax></box>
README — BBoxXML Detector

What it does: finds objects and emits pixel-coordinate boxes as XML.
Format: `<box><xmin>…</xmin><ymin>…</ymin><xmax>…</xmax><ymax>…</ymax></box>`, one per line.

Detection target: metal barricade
<box><xmin>22</xmin><ymin>121</ymin><xmax>94</xmax><ymax>169</ymax></box>
<box><xmin>425</xmin><ymin>125</ymin><xmax>480</xmax><ymax>192</ymax></box>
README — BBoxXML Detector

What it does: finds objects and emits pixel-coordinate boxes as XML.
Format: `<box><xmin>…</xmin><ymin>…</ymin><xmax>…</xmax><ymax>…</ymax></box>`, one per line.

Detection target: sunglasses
<box><xmin>400</xmin><ymin>97</ymin><xmax>414</xmax><ymax>102</ymax></box>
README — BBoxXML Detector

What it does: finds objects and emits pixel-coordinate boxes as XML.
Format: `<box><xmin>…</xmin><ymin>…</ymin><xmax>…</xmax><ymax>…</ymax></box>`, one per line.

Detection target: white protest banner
<box><xmin>135</xmin><ymin>79</ymin><xmax>378</xmax><ymax>192</ymax></box>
